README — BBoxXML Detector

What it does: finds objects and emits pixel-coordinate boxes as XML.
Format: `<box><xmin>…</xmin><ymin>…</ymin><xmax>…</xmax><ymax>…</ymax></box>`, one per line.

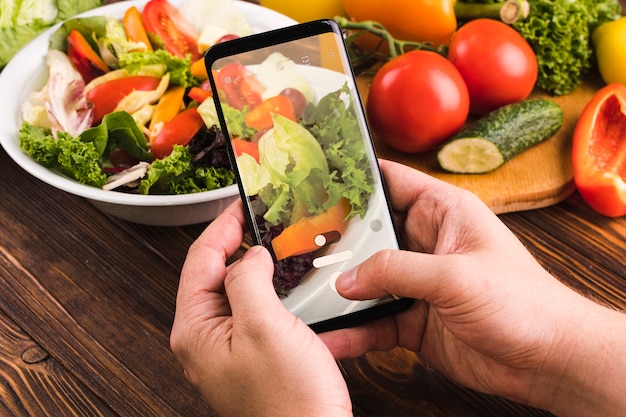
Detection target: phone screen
<box><xmin>204</xmin><ymin>20</ymin><xmax>412</xmax><ymax>332</ymax></box>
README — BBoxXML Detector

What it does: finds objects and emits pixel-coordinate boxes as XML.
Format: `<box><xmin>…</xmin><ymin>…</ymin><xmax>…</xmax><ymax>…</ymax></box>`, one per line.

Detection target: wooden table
<box><xmin>2</xmin><ymin>124</ymin><xmax>625</xmax><ymax>417</ymax></box>
<box><xmin>1</xmin><ymin>2</ymin><xmax>625</xmax><ymax>416</ymax></box>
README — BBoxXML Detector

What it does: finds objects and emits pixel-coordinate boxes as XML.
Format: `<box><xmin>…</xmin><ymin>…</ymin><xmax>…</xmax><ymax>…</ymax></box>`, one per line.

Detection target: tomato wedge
<box><xmin>86</xmin><ymin>76</ymin><xmax>161</xmax><ymax>124</ymax></box>
<box><xmin>151</xmin><ymin>107</ymin><xmax>205</xmax><ymax>159</ymax></box>
<box><xmin>215</xmin><ymin>62</ymin><xmax>263</xmax><ymax>110</ymax></box>
<box><xmin>142</xmin><ymin>0</ymin><xmax>200</xmax><ymax>60</ymax></box>
<box><xmin>232</xmin><ymin>138</ymin><xmax>259</xmax><ymax>162</ymax></box>
<box><xmin>245</xmin><ymin>95</ymin><xmax>296</xmax><ymax>130</ymax></box>
<box><xmin>67</xmin><ymin>29</ymin><xmax>109</xmax><ymax>83</ymax></box>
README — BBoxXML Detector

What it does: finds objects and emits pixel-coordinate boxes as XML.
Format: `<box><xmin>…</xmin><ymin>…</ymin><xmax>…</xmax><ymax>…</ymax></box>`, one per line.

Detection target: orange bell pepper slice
<box><xmin>271</xmin><ymin>198</ymin><xmax>351</xmax><ymax>261</ymax></box>
<box><xmin>149</xmin><ymin>85</ymin><xmax>186</xmax><ymax>142</ymax></box>
<box><xmin>123</xmin><ymin>6</ymin><xmax>153</xmax><ymax>51</ymax></box>
<box><xmin>190</xmin><ymin>58</ymin><xmax>209</xmax><ymax>80</ymax></box>
<box><xmin>572</xmin><ymin>83</ymin><xmax>626</xmax><ymax>217</ymax></box>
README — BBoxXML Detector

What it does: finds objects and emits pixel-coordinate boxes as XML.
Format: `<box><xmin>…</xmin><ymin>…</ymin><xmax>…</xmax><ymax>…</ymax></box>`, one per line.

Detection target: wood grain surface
<box><xmin>0</xmin><ymin>1</ymin><xmax>624</xmax><ymax>416</ymax></box>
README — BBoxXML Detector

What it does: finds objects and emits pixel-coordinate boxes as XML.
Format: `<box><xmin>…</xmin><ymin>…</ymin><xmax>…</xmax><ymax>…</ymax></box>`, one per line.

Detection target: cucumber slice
<box><xmin>437</xmin><ymin>138</ymin><xmax>504</xmax><ymax>173</ymax></box>
<box><xmin>438</xmin><ymin>98</ymin><xmax>563</xmax><ymax>174</ymax></box>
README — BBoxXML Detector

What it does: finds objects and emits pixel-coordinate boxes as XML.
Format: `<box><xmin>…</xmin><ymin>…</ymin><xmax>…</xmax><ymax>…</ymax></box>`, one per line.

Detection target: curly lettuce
<box><xmin>19</xmin><ymin>122</ymin><xmax>107</xmax><ymax>187</ymax></box>
<box><xmin>138</xmin><ymin>145</ymin><xmax>234</xmax><ymax>195</ymax></box>
<box><xmin>513</xmin><ymin>0</ymin><xmax>621</xmax><ymax>95</ymax></box>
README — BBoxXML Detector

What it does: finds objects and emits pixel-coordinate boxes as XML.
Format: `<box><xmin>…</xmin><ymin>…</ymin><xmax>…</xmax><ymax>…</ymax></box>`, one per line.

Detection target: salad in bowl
<box><xmin>0</xmin><ymin>0</ymin><xmax>296</xmax><ymax>225</ymax></box>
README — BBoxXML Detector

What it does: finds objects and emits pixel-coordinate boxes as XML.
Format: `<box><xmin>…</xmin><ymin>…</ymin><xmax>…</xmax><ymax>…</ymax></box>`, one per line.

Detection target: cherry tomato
<box><xmin>245</xmin><ymin>95</ymin><xmax>296</xmax><ymax>130</ymax></box>
<box><xmin>142</xmin><ymin>0</ymin><xmax>200</xmax><ymax>60</ymax></box>
<box><xmin>367</xmin><ymin>50</ymin><xmax>469</xmax><ymax>153</ymax></box>
<box><xmin>67</xmin><ymin>29</ymin><xmax>109</xmax><ymax>83</ymax></box>
<box><xmin>447</xmin><ymin>19</ymin><xmax>538</xmax><ymax>116</ymax></box>
<box><xmin>151</xmin><ymin>107</ymin><xmax>205</xmax><ymax>159</ymax></box>
<box><xmin>215</xmin><ymin>62</ymin><xmax>264</xmax><ymax>110</ymax></box>
<box><xmin>280</xmin><ymin>88</ymin><xmax>307</xmax><ymax>120</ymax></box>
<box><xmin>86</xmin><ymin>76</ymin><xmax>161</xmax><ymax>124</ymax></box>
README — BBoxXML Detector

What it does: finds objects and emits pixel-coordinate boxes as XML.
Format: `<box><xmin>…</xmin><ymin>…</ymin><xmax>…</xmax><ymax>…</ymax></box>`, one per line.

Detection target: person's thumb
<box><xmin>335</xmin><ymin>249</ymin><xmax>459</xmax><ymax>305</ymax></box>
<box><xmin>225</xmin><ymin>245</ymin><xmax>293</xmax><ymax>326</ymax></box>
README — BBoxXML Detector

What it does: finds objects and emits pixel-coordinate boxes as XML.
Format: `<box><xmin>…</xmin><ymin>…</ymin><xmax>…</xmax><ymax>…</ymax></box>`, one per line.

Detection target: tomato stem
<box><xmin>334</xmin><ymin>16</ymin><xmax>446</xmax><ymax>63</ymax></box>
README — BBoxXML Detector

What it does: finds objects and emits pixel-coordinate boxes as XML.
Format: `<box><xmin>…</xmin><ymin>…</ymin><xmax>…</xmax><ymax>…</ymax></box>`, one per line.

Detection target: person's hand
<box><xmin>170</xmin><ymin>201</ymin><xmax>352</xmax><ymax>417</ymax></box>
<box><xmin>320</xmin><ymin>159</ymin><xmax>626</xmax><ymax>416</ymax></box>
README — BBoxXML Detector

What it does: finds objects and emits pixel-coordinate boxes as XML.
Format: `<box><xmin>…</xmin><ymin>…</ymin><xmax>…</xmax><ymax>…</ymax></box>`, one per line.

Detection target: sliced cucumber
<box><xmin>438</xmin><ymin>98</ymin><xmax>563</xmax><ymax>174</ymax></box>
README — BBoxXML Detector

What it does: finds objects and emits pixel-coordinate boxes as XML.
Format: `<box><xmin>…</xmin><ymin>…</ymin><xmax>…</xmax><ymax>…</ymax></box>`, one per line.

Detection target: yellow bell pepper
<box><xmin>592</xmin><ymin>17</ymin><xmax>626</xmax><ymax>86</ymax></box>
<box><xmin>342</xmin><ymin>0</ymin><xmax>457</xmax><ymax>46</ymax></box>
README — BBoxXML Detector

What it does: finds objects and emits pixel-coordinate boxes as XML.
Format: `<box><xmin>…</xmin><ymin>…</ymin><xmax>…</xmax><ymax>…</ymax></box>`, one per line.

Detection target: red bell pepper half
<box><xmin>572</xmin><ymin>83</ymin><xmax>626</xmax><ymax>217</ymax></box>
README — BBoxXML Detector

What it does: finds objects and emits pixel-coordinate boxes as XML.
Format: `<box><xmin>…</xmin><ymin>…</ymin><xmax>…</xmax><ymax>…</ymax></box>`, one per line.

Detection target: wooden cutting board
<box><xmin>357</xmin><ymin>75</ymin><xmax>605</xmax><ymax>214</ymax></box>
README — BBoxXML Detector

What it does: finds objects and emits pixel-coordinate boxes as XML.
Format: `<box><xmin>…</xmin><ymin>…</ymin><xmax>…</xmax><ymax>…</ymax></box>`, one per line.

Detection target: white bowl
<box><xmin>0</xmin><ymin>0</ymin><xmax>296</xmax><ymax>226</ymax></box>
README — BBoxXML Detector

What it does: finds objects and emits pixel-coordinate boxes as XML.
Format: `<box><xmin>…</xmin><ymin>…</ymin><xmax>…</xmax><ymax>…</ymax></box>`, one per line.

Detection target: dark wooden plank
<box><xmin>0</xmin><ymin>304</ymin><xmax>115</xmax><ymax>416</ymax></box>
<box><xmin>0</xmin><ymin>150</ymin><xmax>215</xmax><ymax>416</ymax></box>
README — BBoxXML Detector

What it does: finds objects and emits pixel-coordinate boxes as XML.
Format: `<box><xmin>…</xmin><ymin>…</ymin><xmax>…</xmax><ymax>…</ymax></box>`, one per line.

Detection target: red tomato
<box><xmin>447</xmin><ymin>19</ymin><xmax>538</xmax><ymax>116</ymax></box>
<box><xmin>232</xmin><ymin>138</ymin><xmax>259</xmax><ymax>162</ymax></box>
<box><xmin>245</xmin><ymin>95</ymin><xmax>296</xmax><ymax>130</ymax></box>
<box><xmin>367</xmin><ymin>50</ymin><xmax>469</xmax><ymax>153</ymax></box>
<box><xmin>187</xmin><ymin>86</ymin><xmax>212</xmax><ymax>103</ymax></box>
<box><xmin>86</xmin><ymin>76</ymin><xmax>161</xmax><ymax>124</ymax></box>
<box><xmin>151</xmin><ymin>107</ymin><xmax>205</xmax><ymax>159</ymax></box>
<box><xmin>67</xmin><ymin>29</ymin><xmax>109</xmax><ymax>83</ymax></box>
<box><xmin>215</xmin><ymin>62</ymin><xmax>264</xmax><ymax>111</ymax></box>
<box><xmin>142</xmin><ymin>0</ymin><xmax>200</xmax><ymax>60</ymax></box>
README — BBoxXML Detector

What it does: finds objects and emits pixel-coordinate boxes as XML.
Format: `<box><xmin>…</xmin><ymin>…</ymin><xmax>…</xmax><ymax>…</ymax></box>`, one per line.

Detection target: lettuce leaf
<box><xmin>79</xmin><ymin>111</ymin><xmax>152</xmax><ymax>161</ymax></box>
<box><xmin>0</xmin><ymin>0</ymin><xmax>104</xmax><ymax>68</ymax></box>
<box><xmin>138</xmin><ymin>145</ymin><xmax>234</xmax><ymax>195</ymax></box>
<box><xmin>118</xmin><ymin>50</ymin><xmax>198</xmax><ymax>87</ymax></box>
<box><xmin>19</xmin><ymin>122</ymin><xmax>107</xmax><ymax>187</ymax></box>
<box><xmin>302</xmin><ymin>83</ymin><xmax>373</xmax><ymax>218</ymax></box>
<box><xmin>241</xmin><ymin>114</ymin><xmax>329</xmax><ymax>226</ymax></box>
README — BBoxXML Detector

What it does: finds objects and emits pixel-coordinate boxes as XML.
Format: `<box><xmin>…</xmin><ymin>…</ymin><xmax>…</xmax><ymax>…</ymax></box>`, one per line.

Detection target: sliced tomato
<box><xmin>232</xmin><ymin>138</ymin><xmax>259</xmax><ymax>162</ymax></box>
<box><xmin>151</xmin><ymin>107</ymin><xmax>205</xmax><ymax>159</ymax></box>
<box><xmin>215</xmin><ymin>62</ymin><xmax>263</xmax><ymax>111</ymax></box>
<box><xmin>67</xmin><ymin>29</ymin><xmax>109</xmax><ymax>83</ymax></box>
<box><xmin>86</xmin><ymin>76</ymin><xmax>161</xmax><ymax>124</ymax></box>
<box><xmin>245</xmin><ymin>95</ymin><xmax>296</xmax><ymax>130</ymax></box>
<box><xmin>142</xmin><ymin>0</ymin><xmax>200</xmax><ymax>60</ymax></box>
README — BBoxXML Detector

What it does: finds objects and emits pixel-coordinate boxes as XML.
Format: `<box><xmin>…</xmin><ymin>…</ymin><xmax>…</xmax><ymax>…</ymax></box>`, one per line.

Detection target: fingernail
<box><xmin>242</xmin><ymin>245</ymin><xmax>263</xmax><ymax>260</ymax></box>
<box><xmin>336</xmin><ymin>268</ymin><xmax>356</xmax><ymax>292</ymax></box>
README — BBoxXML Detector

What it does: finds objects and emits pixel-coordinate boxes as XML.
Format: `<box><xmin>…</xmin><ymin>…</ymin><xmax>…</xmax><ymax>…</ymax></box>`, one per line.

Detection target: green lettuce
<box><xmin>239</xmin><ymin>85</ymin><xmax>374</xmax><ymax>227</ymax></box>
<box><xmin>139</xmin><ymin>145</ymin><xmax>235</xmax><ymax>195</ymax></box>
<box><xmin>79</xmin><ymin>111</ymin><xmax>152</xmax><ymax>162</ymax></box>
<box><xmin>512</xmin><ymin>0</ymin><xmax>620</xmax><ymax>95</ymax></box>
<box><xmin>19</xmin><ymin>122</ymin><xmax>107</xmax><ymax>187</ymax></box>
<box><xmin>254</xmin><ymin>114</ymin><xmax>330</xmax><ymax>226</ymax></box>
<box><xmin>118</xmin><ymin>50</ymin><xmax>198</xmax><ymax>87</ymax></box>
<box><xmin>302</xmin><ymin>84</ymin><xmax>373</xmax><ymax>219</ymax></box>
<box><xmin>19</xmin><ymin>111</ymin><xmax>153</xmax><ymax>188</ymax></box>
<box><xmin>1</xmin><ymin>0</ymin><xmax>104</xmax><ymax>68</ymax></box>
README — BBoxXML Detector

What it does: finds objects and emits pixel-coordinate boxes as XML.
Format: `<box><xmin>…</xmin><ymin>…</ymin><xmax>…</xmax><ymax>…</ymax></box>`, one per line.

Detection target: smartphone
<box><xmin>204</xmin><ymin>19</ymin><xmax>413</xmax><ymax>332</ymax></box>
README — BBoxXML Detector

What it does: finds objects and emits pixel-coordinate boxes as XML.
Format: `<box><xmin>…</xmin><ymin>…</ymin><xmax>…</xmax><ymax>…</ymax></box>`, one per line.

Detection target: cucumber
<box><xmin>437</xmin><ymin>98</ymin><xmax>564</xmax><ymax>174</ymax></box>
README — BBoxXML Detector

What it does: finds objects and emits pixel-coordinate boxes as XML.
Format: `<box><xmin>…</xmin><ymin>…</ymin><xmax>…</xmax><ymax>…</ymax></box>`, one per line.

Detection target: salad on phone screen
<box><xmin>208</xmin><ymin>34</ymin><xmax>389</xmax><ymax>297</ymax></box>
